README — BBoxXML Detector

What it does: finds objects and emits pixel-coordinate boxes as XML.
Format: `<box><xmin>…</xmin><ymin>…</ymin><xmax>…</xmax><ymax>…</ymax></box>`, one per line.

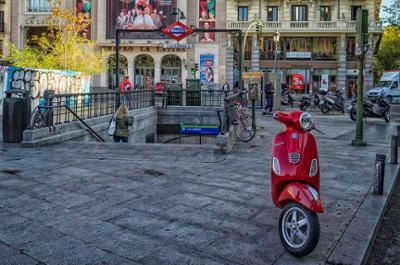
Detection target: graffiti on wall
<box><xmin>6</xmin><ymin>67</ymin><xmax>91</xmax><ymax>100</ymax></box>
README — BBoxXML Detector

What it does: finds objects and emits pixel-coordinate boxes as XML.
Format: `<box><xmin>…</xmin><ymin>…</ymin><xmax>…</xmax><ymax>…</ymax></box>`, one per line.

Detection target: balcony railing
<box><xmin>227</xmin><ymin>20</ymin><xmax>383</xmax><ymax>33</ymax></box>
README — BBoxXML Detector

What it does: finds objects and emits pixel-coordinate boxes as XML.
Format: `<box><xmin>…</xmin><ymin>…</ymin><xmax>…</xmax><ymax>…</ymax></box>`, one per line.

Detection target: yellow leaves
<box><xmin>5</xmin><ymin>0</ymin><xmax>104</xmax><ymax>76</ymax></box>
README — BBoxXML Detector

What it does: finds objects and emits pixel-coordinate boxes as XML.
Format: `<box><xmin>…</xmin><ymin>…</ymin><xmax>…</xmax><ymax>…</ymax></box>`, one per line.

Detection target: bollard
<box><xmin>374</xmin><ymin>154</ymin><xmax>386</xmax><ymax>195</ymax></box>
<box><xmin>397</xmin><ymin>125</ymin><xmax>400</xmax><ymax>146</ymax></box>
<box><xmin>391</xmin><ymin>135</ymin><xmax>398</xmax><ymax>164</ymax></box>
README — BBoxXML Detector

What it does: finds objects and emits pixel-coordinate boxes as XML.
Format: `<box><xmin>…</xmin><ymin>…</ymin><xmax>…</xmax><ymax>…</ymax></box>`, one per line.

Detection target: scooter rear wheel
<box><xmin>279</xmin><ymin>202</ymin><xmax>320</xmax><ymax>257</ymax></box>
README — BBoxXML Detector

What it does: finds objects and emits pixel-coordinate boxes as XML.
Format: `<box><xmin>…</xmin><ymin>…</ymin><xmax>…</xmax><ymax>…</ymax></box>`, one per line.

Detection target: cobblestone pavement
<box><xmin>367</xmin><ymin>170</ymin><xmax>400</xmax><ymax>265</ymax></box>
<box><xmin>0</xmin><ymin>113</ymin><xmax>396</xmax><ymax>265</ymax></box>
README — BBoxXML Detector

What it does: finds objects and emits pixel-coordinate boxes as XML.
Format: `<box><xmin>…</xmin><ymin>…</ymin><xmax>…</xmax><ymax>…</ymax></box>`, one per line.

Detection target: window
<box><xmin>27</xmin><ymin>0</ymin><xmax>52</xmax><ymax>12</ymax></box>
<box><xmin>285</xmin><ymin>38</ymin><xmax>311</xmax><ymax>52</ymax></box>
<box><xmin>320</xmin><ymin>6</ymin><xmax>331</xmax><ymax>21</ymax></box>
<box><xmin>351</xmin><ymin>6</ymin><xmax>362</xmax><ymax>20</ymax></box>
<box><xmin>346</xmin><ymin>37</ymin><xmax>357</xmax><ymax>60</ymax></box>
<box><xmin>312</xmin><ymin>38</ymin><xmax>336</xmax><ymax>60</ymax></box>
<box><xmin>238</xmin><ymin>6</ymin><xmax>248</xmax><ymax>21</ymax></box>
<box><xmin>267</xmin><ymin>6</ymin><xmax>278</xmax><ymax>21</ymax></box>
<box><xmin>0</xmin><ymin>11</ymin><xmax>4</xmax><ymax>32</ymax></box>
<box><xmin>291</xmin><ymin>5</ymin><xmax>308</xmax><ymax>21</ymax></box>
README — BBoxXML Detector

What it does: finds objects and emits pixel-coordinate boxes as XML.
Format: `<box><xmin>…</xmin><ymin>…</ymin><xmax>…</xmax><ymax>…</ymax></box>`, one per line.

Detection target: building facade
<box><xmin>0</xmin><ymin>0</ymin><xmax>11</xmax><ymax>57</ymax></box>
<box><xmin>226</xmin><ymin>0</ymin><xmax>383</xmax><ymax>97</ymax></box>
<box><xmin>8</xmin><ymin>0</ymin><xmax>383</xmax><ymax>95</ymax></box>
<box><xmin>11</xmin><ymin>0</ymin><xmax>231</xmax><ymax>90</ymax></box>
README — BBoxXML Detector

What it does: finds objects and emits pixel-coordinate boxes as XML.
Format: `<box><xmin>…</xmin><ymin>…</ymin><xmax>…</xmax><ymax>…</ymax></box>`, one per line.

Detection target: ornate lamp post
<box><xmin>273</xmin><ymin>31</ymin><xmax>281</xmax><ymax>110</ymax></box>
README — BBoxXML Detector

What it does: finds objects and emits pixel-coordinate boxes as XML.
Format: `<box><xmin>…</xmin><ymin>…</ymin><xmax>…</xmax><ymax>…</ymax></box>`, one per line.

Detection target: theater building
<box><xmin>11</xmin><ymin>0</ymin><xmax>232</xmax><ymax>90</ymax></box>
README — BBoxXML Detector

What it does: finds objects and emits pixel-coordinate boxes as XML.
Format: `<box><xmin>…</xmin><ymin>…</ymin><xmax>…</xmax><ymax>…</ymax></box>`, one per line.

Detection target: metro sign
<box><xmin>162</xmin><ymin>21</ymin><xmax>194</xmax><ymax>41</ymax></box>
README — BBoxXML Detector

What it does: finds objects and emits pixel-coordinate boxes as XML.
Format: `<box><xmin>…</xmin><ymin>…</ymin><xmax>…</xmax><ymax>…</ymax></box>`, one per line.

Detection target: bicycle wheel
<box><xmin>30</xmin><ymin>110</ymin><xmax>47</xmax><ymax>129</ymax></box>
<box><xmin>234</xmin><ymin>110</ymin><xmax>256</xmax><ymax>142</ymax></box>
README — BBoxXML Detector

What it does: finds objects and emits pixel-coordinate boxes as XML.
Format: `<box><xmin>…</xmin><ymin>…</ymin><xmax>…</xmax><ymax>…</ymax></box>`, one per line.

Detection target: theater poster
<box><xmin>199</xmin><ymin>0</ymin><xmax>216</xmax><ymax>42</ymax></box>
<box><xmin>200</xmin><ymin>54</ymin><xmax>215</xmax><ymax>84</ymax></box>
<box><xmin>76</xmin><ymin>0</ymin><xmax>92</xmax><ymax>39</ymax></box>
<box><xmin>106</xmin><ymin>0</ymin><xmax>177</xmax><ymax>39</ymax></box>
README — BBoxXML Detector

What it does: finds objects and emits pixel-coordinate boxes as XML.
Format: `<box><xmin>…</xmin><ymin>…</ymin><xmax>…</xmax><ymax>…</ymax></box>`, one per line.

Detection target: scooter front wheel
<box><xmin>279</xmin><ymin>202</ymin><xmax>320</xmax><ymax>257</ymax></box>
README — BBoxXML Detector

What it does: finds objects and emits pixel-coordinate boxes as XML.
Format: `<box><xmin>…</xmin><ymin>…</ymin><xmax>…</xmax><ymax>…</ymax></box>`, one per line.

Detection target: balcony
<box><xmin>227</xmin><ymin>20</ymin><xmax>383</xmax><ymax>33</ymax></box>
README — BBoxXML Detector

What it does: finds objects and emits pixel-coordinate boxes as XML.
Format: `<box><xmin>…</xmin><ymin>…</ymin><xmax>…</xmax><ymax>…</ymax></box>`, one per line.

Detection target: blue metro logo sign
<box><xmin>162</xmin><ymin>22</ymin><xmax>194</xmax><ymax>41</ymax></box>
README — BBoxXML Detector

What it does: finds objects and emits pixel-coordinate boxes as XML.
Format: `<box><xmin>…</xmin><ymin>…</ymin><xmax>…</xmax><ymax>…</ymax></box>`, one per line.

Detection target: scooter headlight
<box><xmin>300</xmin><ymin>112</ymin><xmax>313</xmax><ymax>131</ymax></box>
<box><xmin>272</xmin><ymin>157</ymin><xmax>281</xmax><ymax>176</ymax></box>
<box><xmin>309</xmin><ymin>159</ymin><xmax>318</xmax><ymax>177</ymax></box>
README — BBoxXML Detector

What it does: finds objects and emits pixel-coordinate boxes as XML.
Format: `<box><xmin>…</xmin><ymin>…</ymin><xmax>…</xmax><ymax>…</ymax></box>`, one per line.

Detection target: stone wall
<box><xmin>22</xmin><ymin>107</ymin><xmax>157</xmax><ymax>147</ymax></box>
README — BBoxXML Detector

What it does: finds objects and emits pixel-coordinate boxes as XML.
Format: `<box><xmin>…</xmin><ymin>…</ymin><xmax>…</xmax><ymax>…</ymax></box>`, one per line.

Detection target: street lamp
<box><xmin>273</xmin><ymin>31</ymin><xmax>281</xmax><ymax>110</ymax></box>
<box><xmin>171</xmin><ymin>7</ymin><xmax>186</xmax><ymax>20</ymax></box>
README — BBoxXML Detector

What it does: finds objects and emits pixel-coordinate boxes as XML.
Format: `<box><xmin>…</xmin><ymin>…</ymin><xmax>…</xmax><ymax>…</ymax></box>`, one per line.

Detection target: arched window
<box><xmin>161</xmin><ymin>55</ymin><xmax>182</xmax><ymax>84</ymax></box>
<box><xmin>134</xmin><ymin>55</ymin><xmax>155</xmax><ymax>89</ymax></box>
<box><xmin>107</xmin><ymin>55</ymin><xmax>128</xmax><ymax>89</ymax></box>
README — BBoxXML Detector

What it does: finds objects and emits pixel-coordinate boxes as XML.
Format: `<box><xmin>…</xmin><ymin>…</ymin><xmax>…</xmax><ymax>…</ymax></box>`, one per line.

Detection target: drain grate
<box><xmin>144</xmin><ymin>169</ymin><xmax>165</xmax><ymax>176</ymax></box>
<box><xmin>0</xmin><ymin>169</ymin><xmax>22</xmax><ymax>176</ymax></box>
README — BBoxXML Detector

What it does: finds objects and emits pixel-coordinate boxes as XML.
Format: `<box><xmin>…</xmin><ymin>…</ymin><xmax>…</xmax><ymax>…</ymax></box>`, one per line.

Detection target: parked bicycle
<box><xmin>232</xmin><ymin>100</ymin><xmax>256</xmax><ymax>142</ymax></box>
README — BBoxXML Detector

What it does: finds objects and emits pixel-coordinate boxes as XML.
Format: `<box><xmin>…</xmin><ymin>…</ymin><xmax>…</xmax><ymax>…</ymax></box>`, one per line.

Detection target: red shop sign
<box><xmin>162</xmin><ymin>21</ymin><xmax>194</xmax><ymax>41</ymax></box>
<box><xmin>292</xmin><ymin>74</ymin><xmax>305</xmax><ymax>90</ymax></box>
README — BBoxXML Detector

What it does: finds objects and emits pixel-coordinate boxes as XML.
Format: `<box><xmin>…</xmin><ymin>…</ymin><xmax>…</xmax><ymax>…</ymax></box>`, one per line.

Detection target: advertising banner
<box><xmin>106</xmin><ymin>0</ymin><xmax>177</xmax><ymax>39</ymax></box>
<box><xmin>320</xmin><ymin>74</ymin><xmax>329</xmax><ymax>91</ymax></box>
<box><xmin>76</xmin><ymin>0</ymin><xmax>92</xmax><ymax>39</ymax></box>
<box><xmin>200</xmin><ymin>54</ymin><xmax>215</xmax><ymax>84</ymax></box>
<box><xmin>292</xmin><ymin>74</ymin><xmax>305</xmax><ymax>90</ymax></box>
<box><xmin>199</xmin><ymin>0</ymin><xmax>216</xmax><ymax>42</ymax></box>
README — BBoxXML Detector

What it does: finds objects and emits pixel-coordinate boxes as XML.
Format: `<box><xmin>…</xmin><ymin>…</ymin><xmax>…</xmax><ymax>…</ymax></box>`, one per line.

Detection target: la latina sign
<box><xmin>162</xmin><ymin>22</ymin><xmax>194</xmax><ymax>41</ymax></box>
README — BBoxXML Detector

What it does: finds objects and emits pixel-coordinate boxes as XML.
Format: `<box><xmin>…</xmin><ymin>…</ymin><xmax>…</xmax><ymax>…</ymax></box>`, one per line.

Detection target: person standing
<box><xmin>264</xmin><ymin>81</ymin><xmax>274</xmax><ymax>113</ymax></box>
<box><xmin>120</xmin><ymin>76</ymin><xmax>132</xmax><ymax>106</ymax></box>
<box><xmin>222</xmin><ymin>82</ymin><xmax>230</xmax><ymax>96</ymax></box>
<box><xmin>113</xmin><ymin>105</ymin><xmax>133</xmax><ymax>143</ymax></box>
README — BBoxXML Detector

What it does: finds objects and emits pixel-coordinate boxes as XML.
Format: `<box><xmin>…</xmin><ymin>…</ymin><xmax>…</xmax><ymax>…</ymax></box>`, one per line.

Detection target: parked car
<box><xmin>367</xmin><ymin>70</ymin><xmax>400</xmax><ymax>103</ymax></box>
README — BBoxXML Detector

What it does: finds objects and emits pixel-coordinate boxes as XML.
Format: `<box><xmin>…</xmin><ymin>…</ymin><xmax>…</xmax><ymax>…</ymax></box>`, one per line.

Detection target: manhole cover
<box><xmin>1</xmin><ymin>169</ymin><xmax>22</xmax><ymax>176</ymax></box>
<box><xmin>144</xmin><ymin>170</ymin><xmax>165</xmax><ymax>176</ymax></box>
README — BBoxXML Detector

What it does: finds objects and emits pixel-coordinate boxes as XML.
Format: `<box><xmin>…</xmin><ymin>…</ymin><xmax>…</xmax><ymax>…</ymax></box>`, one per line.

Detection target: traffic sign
<box><xmin>162</xmin><ymin>22</ymin><xmax>194</xmax><ymax>41</ymax></box>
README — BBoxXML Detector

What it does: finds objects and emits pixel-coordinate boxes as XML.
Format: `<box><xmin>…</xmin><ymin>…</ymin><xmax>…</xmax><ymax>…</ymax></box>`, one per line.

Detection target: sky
<box><xmin>381</xmin><ymin>0</ymin><xmax>394</xmax><ymax>19</ymax></box>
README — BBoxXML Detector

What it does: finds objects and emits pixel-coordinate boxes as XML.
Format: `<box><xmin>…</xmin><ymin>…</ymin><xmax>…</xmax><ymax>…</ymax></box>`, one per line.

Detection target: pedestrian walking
<box><xmin>264</xmin><ymin>81</ymin><xmax>274</xmax><ymax>113</ymax></box>
<box><xmin>351</xmin><ymin>83</ymin><xmax>357</xmax><ymax>100</ymax></box>
<box><xmin>112</xmin><ymin>104</ymin><xmax>133</xmax><ymax>143</ymax></box>
<box><xmin>120</xmin><ymin>76</ymin><xmax>133</xmax><ymax>106</ymax></box>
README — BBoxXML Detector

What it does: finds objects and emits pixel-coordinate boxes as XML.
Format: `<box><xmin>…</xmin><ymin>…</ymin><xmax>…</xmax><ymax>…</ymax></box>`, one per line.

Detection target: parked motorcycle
<box><xmin>281</xmin><ymin>91</ymin><xmax>294</xmax><ymax>107</ymax></box>
<box><xmin>348</xmin><ymin>94</ymin><xmax>391</xmax><ymax>123</ymax></box>
<box><xmin>272</xmin><ymin>111</ymin><xmax>324</xmax><ymax>257</ymax></box>
<box><xmin>299</xmin><ymin>93</ymin><xmax>320</xmax><ymax>111</ymax></box>
<box><xmin>319</xmin><ymin>88</ymin><xmax>345</xmax><ymax>114</ymax></box>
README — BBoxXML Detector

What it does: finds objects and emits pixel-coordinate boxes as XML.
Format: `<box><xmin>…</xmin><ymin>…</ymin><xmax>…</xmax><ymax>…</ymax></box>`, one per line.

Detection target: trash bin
<box><xmin>2</xmin><ymin>89</ymin><xmax>31</xmax><ymax>143</ymax></box>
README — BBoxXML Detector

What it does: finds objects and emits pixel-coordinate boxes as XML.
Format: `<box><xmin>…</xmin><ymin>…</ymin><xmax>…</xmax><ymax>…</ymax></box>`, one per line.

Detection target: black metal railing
<box><xmin>163</xmin><ymin>89</ymin><xmax>225</xmax><ymax>107</ymax></box>
<box><xmin>36</xmin><ymin>90</ymin><xmax>154</xmax><ymax>127</ymax></box>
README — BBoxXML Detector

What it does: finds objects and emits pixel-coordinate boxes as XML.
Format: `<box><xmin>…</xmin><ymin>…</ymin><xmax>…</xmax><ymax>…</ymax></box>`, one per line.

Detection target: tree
<box><xmin>374</xmin><ymin>26</ymin><xmax>400</xmax><ymax>78</ymax></box>
<box><xmin>383</xmin><ymin>0</ymin><xmax>400</xmax><ymax>26</ymax></box>
<box><xmin>5</xmin><ymin>0</ymin><xmax>105</xmax><ymax>76</ymax></box>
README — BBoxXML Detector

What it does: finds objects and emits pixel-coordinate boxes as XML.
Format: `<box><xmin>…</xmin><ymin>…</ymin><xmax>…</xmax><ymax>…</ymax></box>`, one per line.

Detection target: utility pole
<box><xmin>352</xmin><ymin>9</ymin><xmax>369</xmax><ymax>146</ymax></box>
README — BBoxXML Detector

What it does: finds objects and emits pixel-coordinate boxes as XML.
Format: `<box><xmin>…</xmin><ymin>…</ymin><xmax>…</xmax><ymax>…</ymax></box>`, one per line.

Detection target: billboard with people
<box><xmin>200</xmin><ymin>54</ymin><xmax>215</xmax><ymax>84</ymax></box>
<box><xmin>199</xmin><ymin>0</ymin><xmax>216</xmax><ymax>42</ymax></box>
<box><xmin>106</xmin><ymin>0</ymin><xmax>177</xmax><ymax>39</ymax></box>
<box><xmin>76</xmin><ymin>0</ymin><xmax>92</xmax><ymax>39</ymax></box>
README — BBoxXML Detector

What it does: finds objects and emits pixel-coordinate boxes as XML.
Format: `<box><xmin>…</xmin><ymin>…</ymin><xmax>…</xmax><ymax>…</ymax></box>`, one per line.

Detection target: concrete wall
<box><xmin>22</xmin><ymin>107</ymin><xmax>157</xmax><ymax>147</ymax></box>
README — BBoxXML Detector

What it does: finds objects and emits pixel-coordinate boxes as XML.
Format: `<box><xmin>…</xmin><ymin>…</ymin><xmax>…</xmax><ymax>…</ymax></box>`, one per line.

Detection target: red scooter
<box><xmin>271</xmin><ymin>111</ymin><xmax>324</xmax><ymax>257</ymax></box>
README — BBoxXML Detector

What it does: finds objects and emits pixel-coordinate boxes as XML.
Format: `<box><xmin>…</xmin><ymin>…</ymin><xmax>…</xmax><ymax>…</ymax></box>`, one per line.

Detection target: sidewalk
<box><xmin>0</xmin><ymin>113</ymin><xmax>397</xmax><ymax>265</ymax></box>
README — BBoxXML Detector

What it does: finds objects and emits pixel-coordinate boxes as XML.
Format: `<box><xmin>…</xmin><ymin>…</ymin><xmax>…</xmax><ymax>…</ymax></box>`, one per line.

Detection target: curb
<box><xmin>326</xmin><ymin>158</ymin><xmax>400</xmax><ymax>265</ymax></box>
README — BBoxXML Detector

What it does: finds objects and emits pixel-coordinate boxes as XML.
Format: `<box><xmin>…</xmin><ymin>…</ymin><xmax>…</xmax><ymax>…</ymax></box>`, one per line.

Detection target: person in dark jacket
<box><xmin>113</xmin><ymin>105</ymin><xmax>133</xmax><ymax>143</ymax></box>
<box><xmin>264</xmin><ymin>81</ymin><xmax>274</xmax><ymax>113</ymax></box>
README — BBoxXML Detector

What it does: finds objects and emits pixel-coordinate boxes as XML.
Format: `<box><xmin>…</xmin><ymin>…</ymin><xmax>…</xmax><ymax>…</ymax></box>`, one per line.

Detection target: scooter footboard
<box><xmin>277</xmin><ymin>182</ymin><xmax>324</xmax><ymax>213</ymax></box>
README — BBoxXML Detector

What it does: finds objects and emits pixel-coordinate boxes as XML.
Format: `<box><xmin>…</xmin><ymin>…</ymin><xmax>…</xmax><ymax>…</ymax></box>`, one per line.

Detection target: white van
<box><xmin>367</xmin><ymin>71</ymin><xmax>400</xmax><ymax>103</ymax></box>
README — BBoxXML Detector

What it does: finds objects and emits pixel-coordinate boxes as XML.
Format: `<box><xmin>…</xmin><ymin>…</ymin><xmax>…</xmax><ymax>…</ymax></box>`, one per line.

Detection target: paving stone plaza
<box><xmin>0</xmin><ymin>113</ymin><xmax>397</xmax><ymax>265</ymax></box>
